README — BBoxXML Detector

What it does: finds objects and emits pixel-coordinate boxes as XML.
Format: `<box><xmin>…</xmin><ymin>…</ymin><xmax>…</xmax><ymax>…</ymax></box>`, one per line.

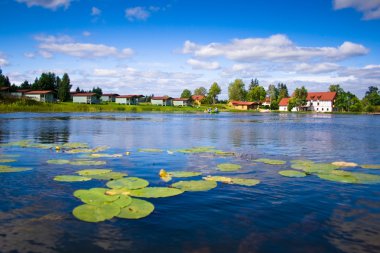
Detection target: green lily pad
<box><xmin>106</xmin><ymin>177</ymin><xmax>149</xmax><ymax>190</ymax></box>
<box><xmin>62</xmin><ymin>142</ymin><xmax>89</xmax><ymax>149</ymax></box>
<box><xmin>129</xmin><ymin>187</ymin><xmax>184</xmax><ymax>198</ymax></box>
<box><xmin>29</xmin><ymin>143</ymin><xmax>55</xmax><ymax>149</ymax></box>
<box><xmin>317</xmin><ymin>172</ymin><xmax>358</xmax><ymax>184</ymax></box>
<box><xmin>177</xmin><ymin>146</ymin><xmax>217</xmax><ymax>154</ymax></box>
<box><xmin>328</xmin><ymin>170</ymin><xmax>380</xmax><ymax>184</ymax></box>
<box><xmin>138</xmin><ymin>148</ymin><xmax>163</xmax><ymax>153</ymax></box>
<box><xmin>214</xmin><ymin>150</ymin><xmax>235</xmax><ymax>156</ymax></box>
<box><xmin>279</xmin><ymin>170</ymin><xmax>307</xmax><ymax>177</ymax></box>
<box><xmin>302</xmin><ymin>163</ymin><xmax>339</xmax><ymax>174</ymax></box>
<box><xmin>0</xmin><ymin>166</ymin><xmax>32</xmax><ymax>173</ymax></box>
<box><xmin>331</xmin><ymin>161</ymin><xmax>358</xmax><ymax>167</ymax></box>
<box><xmin>361</xmin><ymin>164</ymin><xmax>380</xmax><ymax>169</ymax></box>
<box><xmin>54</xmin><ymin>175</ymin><xmax>92</xmax><ymax>182</ymax></box>
<box><xmin>89</xmin><ymin>172</ymin><xmax>127</xmax><ymax>180</ymax></box>
<box><xmin>116</xmin><ymin>198</ymin><xmax>154</xmax><ymax>219</ymax></box>
<box><xmin>171</xmin><ymin>180</ymin><xmax>217</xmax><ymax>192</ymax></box>
<box><xmin>203</xmin><ymin>175</ymin><xmax>233</xmax><ymax>184</ymax></box>
<box><xmin>72</xmin><ymin>203</ymin><xmax>120</xmax><ymax>223</ymax></box>
<box><xmin>0</xmin><ymin>154</ymin><xmax>20</xmax><ymax>158</ymax></box>
<box><xmin>90</xmin><ymin>153</ymin><xmax>123</xmax><ymax>158</ymax></box>
<box><xmin>74</xmin><ymin>188</ymin><xmax>119</xmax><ymax>206</ymax></box>
<box><xmin>0</xmin><ymin>140</ymin><xmax>31</xmax><ymax>147</ymax></box>
<box><xmin>76</xmin><ymin>169</ymin><xmax>112</xmax><ymax>176</ymax></box>
<box><xmin>0</xmin><ymin>159</ymin><xmax>16</xmax><ymax>163</ymax></box>
<box><xmin>169</xmin><ymin>171</ymin><xmax>202</xmax><ymax>178</ymax></box>
<box><xmin>113</xmin><ymin>195</ymin><xmax>132</xmax><ymax>208</ymax></box>
<box><xmin>66</xmin><ymin>146</ymin><xmax>109</xmax><ymax>154</ymax></box>
<box><xmin>47</xmin><ymin>159</ymin><xmax>71</xmax><ymax>165</ymax></box>
<box><xmin>254</xmin><ymin>158</ymin><xmax>286</xmax><ymax>165</ymax></box>
<box><xmin>203</xmin><ymin>176</ymin><xmax>260</xmax><ymax>186</ymax></box>
<box><xmin>70</xmin><ymin>160</ymin><xmax>107</xmax><ymax>166</ymax></box>
<box><xmin>105</xmin><ymin>188</ymin><xmax>133</xmax><ymax>196</ymax></box>
<box><xmin>217</xmin><ymin>163</ymin><xmax>241</xmax><ymax>172</ymax></box>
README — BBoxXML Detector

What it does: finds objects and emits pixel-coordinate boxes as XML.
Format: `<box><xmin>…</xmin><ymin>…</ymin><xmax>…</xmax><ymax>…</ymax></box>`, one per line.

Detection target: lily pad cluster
<box><xmin>254</xmin><ymin>158</ymin><xmax>286</xmax><ymax>165</ymax></box>
<box><xmin>176</xmin><ymin>146</ymin><xmax>235</xmax><ymax>156</ymax></box>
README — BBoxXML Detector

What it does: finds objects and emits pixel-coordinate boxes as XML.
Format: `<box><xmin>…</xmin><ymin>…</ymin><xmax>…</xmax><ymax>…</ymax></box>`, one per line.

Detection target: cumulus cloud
<box><xmin>294</xmin><ymin>62</ymin><xmax>342</xmax><ymax>74</ymax></box>
<box><xmin>125</xmin><ymin>7</ymin><xmax>150</xmax><ymax>21</ymax></box>
<box><xmin>187</xmin><ymin>58</ymin><xmax>220</xmax><ymax>70</ymax></box>
<box><xmin>24</xmin><ymin>52</ymin><xmax>35</xmax><ymax>58</ymax></box>
<box><xmin>82</xmin><ymin>31</ymin><xmax>91</xmax><ymax>37</ymax></box>
<box><xmin>182</xmin><ymin>34</ymin><xmax>368</xmax><ymax>62</ymax></box>
<box><xmin>16</xmin><ymin>0</ymin><xmax>71</xmax><ymax>10</ymax></box>
<box><xmin>334</xmin><ymin>0</ymin><xmax>380</xmax><ymax>19</ymax></box>
<box><xmin>34</xmin><ymin>34</ymin><xmax>134</xmax><ymax>58</ymax></box>
<box><xmin>91</xmin><ymin>7</ymin><xmax>101</xmax><ymax>16</ymax></box>
<box><xmin>0</xmin><ymin>55</ymin><xmax>9</xmax><ymax>66</ymax></box>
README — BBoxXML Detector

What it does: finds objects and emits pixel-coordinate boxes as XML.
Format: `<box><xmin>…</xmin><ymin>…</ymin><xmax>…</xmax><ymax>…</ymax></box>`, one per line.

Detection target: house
<box><xmin>115</xmin><ymin>95</ymin><xmax>143</xmax><ymax>105</ymax></box>
<box><xmin>72</xmin><ymin>93</ymin><xmax>99</xmax><ymax>104</ymax></box>
<box><xmin>262</xmin><ymin>97</ymin><xmax>271</xmax><ymax>107</ymax></box>
<box><xmin>191</xmin><ymin>95</ymin><xmax>205</xmax><ymax>106</ymax></box>
<box><xmin>10</xmin><ymin>89</ymin><xmax>31</xmax><ymax>97</ymax></box>
<box><xmin>0</xmin><ymin>87</ymin><xmax>9</xmax><ymax>95</ymax></box>
<box><xmin>229</xmin><ymin>101</ymin><xmax>260</xmax><ymax>110</ymax></box>
<box><xmin>278</xmin><ymin>92</ymin><xmax>337</xmax><ymax>112</ymax></box>
<box><xmin>101</xmin><ymin>93</ymin><xmax>119</xmax><ymax>103</ymax></box>
<box><xmin>173</xmin><ymin>98</ymin><xmax>191</xmax><ymax>106</ymax></box>
<box><xmin>151</xmin><ymin>96</ymin><xmax>173</xmax><ymax>106</ymax></box>
<box><xmin>25</xmin><ymin>90</ymin><xmax>55</xmax><ymax>103</ymax></box>
<box><xmin>279</xmin><ymin>98</ymin><xmax>291</xmax><ymax>111</ymax></box>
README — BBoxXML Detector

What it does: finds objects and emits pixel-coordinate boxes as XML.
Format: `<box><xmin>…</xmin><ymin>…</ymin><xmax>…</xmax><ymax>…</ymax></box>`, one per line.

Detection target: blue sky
<box><xmin>1</xmin><ymin>0</ymin><xmax>380</xmax><ymax>98</ymax></box>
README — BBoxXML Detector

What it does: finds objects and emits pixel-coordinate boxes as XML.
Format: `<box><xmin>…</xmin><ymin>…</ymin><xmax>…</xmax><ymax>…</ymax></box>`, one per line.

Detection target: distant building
<box><xmin>151</xmin><ymin>96</ymin><xmax>173</xmax><ymax>106</ymax></box>
<box><xmin>10</xmin><ymin>89</ymin><xmax>31</xmax><ymax>97</ymax></box>
<box><xmin>115</xmin><ymin>95</ymin><xmax>143</xmax><ymax>105</ymax></box>
<box><xmin>229</xmin><ymin>101</ymin><xmax>260</xmax><ymax>110</ymax></box>
<box><xmin>25</xmin><ymin>90</ymin><xmax>54</xmax><ymax>103</ymax></box>
<box><xmin>173</xmin><ymin>98</ymin><xmax>191</xmax><ymax>106</ymax></box>
<box><xmin>0</xmin><ymin>87</ymin><xmax>9</xmax><ymax>95</ymax></box>
<box><xmin>191</xmin><ymin>95</ymin><xmax>205</xmax><ymax>106</ymax></box>
<box><xmin>101</xmin><ymin>93</ymin><xmax>119</xmax><ymax>103</ymax></box>
<box><xmin>278</xmin><ymin>92</ymin><xmax>337</xmax><ymax>112</ymax></box>
<box><xmin>262</xmin><ymin>97</ymin><xmax>271</xmax><ymax>107</ymax></box>
<box><xmin>72</xmin><ymin>93</ymin><xmax>99</xmax><ymax>104</ymax></box>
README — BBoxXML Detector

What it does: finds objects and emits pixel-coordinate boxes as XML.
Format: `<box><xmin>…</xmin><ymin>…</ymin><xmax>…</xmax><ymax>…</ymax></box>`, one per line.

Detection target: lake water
<box><xmin>0</xmin><ymin>112</ymin><xmax>379</xmax><ymax>253</ymax></box>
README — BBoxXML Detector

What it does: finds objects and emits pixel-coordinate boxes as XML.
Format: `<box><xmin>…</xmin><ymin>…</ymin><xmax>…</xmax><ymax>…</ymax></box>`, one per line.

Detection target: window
<box><xmin>317</xmin><ymin>102</ymin><xmax>319</xmax><ymax>106</ymax></box>
<box><xmin>327</xmin><ymin>108</ymin><xmax>329</xmax><ymax>111</ymax></box>
<box><xmin>322</xmin><ymin>108</ymin><xmax>324</xmax><ymax>111</ymax></box>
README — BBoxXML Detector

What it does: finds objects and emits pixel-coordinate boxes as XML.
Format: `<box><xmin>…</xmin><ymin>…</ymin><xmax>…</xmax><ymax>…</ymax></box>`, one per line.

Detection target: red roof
<box><xmin>173</xmin><ymin>98</ymin><xmax>190</xmax><ymax>101</ymax></box>
<box><xmin>307</xmin><ymin>92</ymin><xmax>336</xmax><ymax>101</ymax></box>
<box><xmin>264</xmin><ymin>97</ymin><xmax>271</xmax><ymax>103</ymax></box>
<box><xmin>279</xmin><ymin>98</ymin><xmax>290</xmax><ymax>106</ymax></box>
<box><xmin>15</xmin><ymin>89</ymin><xmax>31</xmax><ymax>93</ymax></box>
<box><xmin>117</xmin><ymin>95</ymin><xmax>143</xmax><ymax>98</ymax></box>
<box><xmin>152</xmin><ymin>96</ymin><xmax>172</xmax><ymax>100</ymax></box>
<box><xmin>26</xmin><ymin>90</ymin><xmax>53</xmax><ymax>94</ymax></box>
<box><xmin>231</xmin><ymin>101</ymin><xmax>258</xmax><ymax>106</ymax></box>
<box><xmin>191</xmin><ymin>95</ymin><xmax>205</xmax><ymax>101</ymax></box>
<box><xmin>102</xmin><ymin>93</ymin><xmax>119</xmax><ymax>96</ymax></box>
<box><xmin>72</xmin><ymin>93</ymin><xmax>97</xmax><ymax>97</ymax></box>
<box><xmin>0</xmin><ymin>87</ymin><xmax>9</xmax><ymax>91</ymax></box>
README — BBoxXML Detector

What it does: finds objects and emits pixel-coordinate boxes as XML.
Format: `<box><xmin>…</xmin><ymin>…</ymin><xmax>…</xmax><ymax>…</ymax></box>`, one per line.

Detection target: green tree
<box><xmin>288</xmin><ymin>86</ymin><xmax>307</xmax><ymax>111</ymax></box>
<box><xmin>92</xmin><ymin>86</ymin><xmax>103</xmax><ymax>99</ymax></box>
<box><xmin>180</xmin><ymin>89</ymin><xmax>192</xmax><ymax>98</ymax></box>
<box><xmin>267</xmin><ymin>84</ymin><xmax>278</xmax><ymax>101</ymax></box>
<box><xmin>194</xmin><ymin>87</ymin><xmax>207</xmax><ymax>96</ymax></box>
<box><xmin>248</xmin><ymin>78</ymin><xmax>259</xmax><ymax>90</ymax></box>
<box><xmin>20</xmin><ymin>80</ymin><xmax>31</xmax><ymax>89</ymax></box>
<box><xmin>32</xmin><ymin>72</ymin><xmax>57</xmax><ymax>90</ymax></box>
<box><xmin>228</xmin><ymin>79</ymin><xmax>246</xmax><ymax>101</ymax></box>
<box><xmin>277</xmin><ymin>83</ymin><xmax>289</xmax><ymax>100</ymax></box>
<box><xmin>75</xmin><ymin>87</ymin><xmax>81</xmax><ymax>93</ymax></box>
<box><xmin>246</xmin><ymin>86</ymin><xmax>266</xmax><ymax>102</ymax></box>
<box><xmin>0</xmin><ymin>69</ymin><xmax>11</xmax><ymax>87</ymax></box>
<box><xmin>363</xmin><ymin>86</ymin><xmax>380</xmax><ymax>106</ymax></box>
<box><xmin>208</xmin><ymin>82</ymin><xmax>221</xmax><ymax>104</ymax></box>
<box><xmin>58</xmin><ymin>73</ymin><xmax>72</xmax><ymax>102</ymax></box>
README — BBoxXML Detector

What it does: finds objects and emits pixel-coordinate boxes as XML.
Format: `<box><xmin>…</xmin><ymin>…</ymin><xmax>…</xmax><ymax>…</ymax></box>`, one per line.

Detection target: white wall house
<box><xmin>151</xmin><ymin>96</ymin><xmax>173</xmax><ymax>106</ymax></box>
<box><xmin>10</xmin><ymin>89</ymin><xmax>31</xmax><ymax>97</ymax></box>
<box><xmin>279</xmin><ymin>98</ymin><xmax>290</xmax><ymax>111</ymax></box>
<box><xmin>72</xmin><ymin>93</ymin><xmax>99</xmax><ymax>104</ymax></box>
<box><xmin>278</xmin><ymin>92</ymin><xmax>336</xmax><ymax>112</ymax></box>
<box><xmin>115</xmin><ymin>95</ymin><xmax>143</xmax><ymax>105</ymax></box>
<box><xmin>100</xmin><ymin>94</ymin><xmax>119</xmax><ymax>103</ymax></box>
<box><xmin>25</xmin><ymin>90</ymin><xmax>54</xmax><ymax>102</ymax></box>
<box><xmin>173</xmin><ymin>98</ymin><xmax>191</xmax><ymax>106</ymax></box>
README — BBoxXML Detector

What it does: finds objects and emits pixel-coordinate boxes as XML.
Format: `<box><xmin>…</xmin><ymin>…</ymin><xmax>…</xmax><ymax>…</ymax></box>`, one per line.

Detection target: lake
<box><xmin>0</xmin><ymin>112</ymin><xmax>379</xmax><ymax>253</ymax></box>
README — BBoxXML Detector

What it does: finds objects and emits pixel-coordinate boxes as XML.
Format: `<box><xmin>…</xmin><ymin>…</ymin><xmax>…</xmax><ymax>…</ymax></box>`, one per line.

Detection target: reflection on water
<box><xmin>0</xmin><ymin>112</ymin><xmax>379</xmax><ymax>253</ymax></box>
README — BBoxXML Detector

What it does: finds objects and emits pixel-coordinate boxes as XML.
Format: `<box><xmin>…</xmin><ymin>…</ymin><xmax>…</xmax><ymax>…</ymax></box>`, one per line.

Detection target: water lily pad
<box><xmin>203</xmin><ymin>176</ymin><xmax>260</xmax><ymax>186</ymax></box>
<box><xmin>54</xmin><ymin>175</ymin><xmax>92</xmax><ymax>182</ymax></box>
<box><xmin>214</xmin><ymin>150</ymin><xmax>235</xmax><ymax>156</ymax></box>
<box><xmin>317</xmin><ymin>172</ymin><xmax>358</xmax><ymax>184</ymax></box>
<box><xmin>361</xmin><ymin>164</ymin><xmax>380</xmax><ymax>169</ymax></box>
<box><xmin>74</xmin><ymin>188</ymin><xmax>119</xmax><ymax>206</ymax></box>
<box><xmin>47</xmin><ymin>159</ymin><xmax>71</xmax><ymax>165</ymax></box>
<box><xmin>29</xmin><ymin>143</ymin><xmax>55</xmax><ymax>149</ymax></box>
<box><xmin>116</xmin><ymin>198</ymin><xmax>154</xmax><ymax>219</ymax></box>
<box><xmin>0</xmin><ymin>159</ymin><xmax>16</xmax><ymax>163</ymax></box>
<box><xmin>171</xmin><ymin>180</ymin><xmax>217</xmax><ymax>192</ymax></box>
<box><xmin>129</xmin><ymin>187</ymin><xmax>184</xmax><ymax>198</ymax></box>
<box><xmin>0</xmin><ymin>154</ymin><xmax>20</xmax><ymax>158</ymax></box>
<box><xmin>217</xmin><ymin>163</ymin><xmax>241</xmax><ymax>172</ymax></box>
<box><xmin>138</xmin><ymin>148</ymin><xmax>163</xmax><ymax>153</ymax></box>
<box><xmin>352</xmin><ymin>172</ymin><xmax>380</xmax><ymax>184</ymax></box>
<box><xmin>0</xmin><ymin>166</ymin><xmax>32</xmax><ymax>173</ymax></box>
<box><xmin>331</xmin><ymin>161</ymin><xmax>358</xmax><ymax>167</ymax></box>
<box><xmin>62</xmin><ymin>142</ymin><xmax>89</xmax><ymax>149</ymax></box>
<box><xmin>106</xmin><ymin>177</ymin><xmax>149</xmax><ymax>190</ymax></box>
<box><xmin>66</xmin><ymin>146</ymin><xmax>109</xmax><ymax>154</ymax></box>
<box><xmin>279</xmin><ymin>170</ymin><xmax>307</xmax><ymax>177</ymax></box>
<box><xmin>203</xmin><ymin>175</ymin><xmax>233</xmax><ymax>184</ymax></box>
<box><xmin>113</xmin><ymin>195</ymin><xmax>132</xmax><ymax>208</ymax></box>
<box><xmin>254</xmin><ymin>158</ymin><xmax>286</xmax><ymax>165</ymax></box>
<box><xmin>177</xmin><ymin>146</ymin><xmax>217</xmax><ymax>154</ymax></box>
<box><xmin>90</xmin><ymin>153</ymin><xmax>123</xmax><ymax>158</ymax></box>
<box><xmin>76</xmin><ymin>169</ymin><xmax>112</xmax><ymax>176</ymax></box>
<box><xmin>89</xmin><ymin>172</ymin><xmax>127</xmax><ymax>180</ymax></box>
<box><xmin>72</xmin><ymin>203</ymin><xmax>120</xmax><ymax>223</ymax></box>
<box><xmin>1</xmin><ymin>140</ymin><xmax>31</xmax><ymax>147</ymax></box>
<box><xmin>302</xmin><ymin>163</ymin><xmax>339</xmax><ymax>174</ymax></box>
<box><xmin>169</xmin><ymin>171</ymin><xmax>202</xmax><ymax>178</ymax></box>
<box><xmin>105</xmin><ymin>188</ymin><xmax>132</xmax><ymax>196</ymax></box>
<box><xmin>70</xmin><ymin>160</ymin><xmax>107</xmax><ymax>166</ymax></box>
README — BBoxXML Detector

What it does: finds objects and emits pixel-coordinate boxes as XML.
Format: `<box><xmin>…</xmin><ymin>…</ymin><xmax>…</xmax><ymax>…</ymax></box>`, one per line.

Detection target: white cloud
<box><xmin>334</xmin><ymin>0</ymin><xmax>380</xmax><ymax>20</ymax></box>
<box><xmin>125</xmin><ymin>7</ymin><xmax>150</xmax><ymax>21</ymax></box>
<box><xmin>16</xmin><ymin>0</ymin><xmax>71</xmax><ymax>10</ymax></box>
<box><xmin>24</xmin><ymin>52</ymin><xmax>36</xmax><ymax>58</ymax></box>
<box><xmin>34</xmin><ymin>34</ymin><xmax>134</xmax><ymax>58</ymax></box>
<box><xmin>187</xmin><ymin>58</ymin><xmax>220</xmax><ymax>70</ymax></box>
<box><xmin>82</xmin><ymin>31</ymin><xmax>91</xmax><ymax>37</ymax></box>
<box><xmin>182</xmin><ymin>34</ymin><xmax>368</xmax><ymax>62</ymax></box>
<box><xmin>91</xmin><ymin>7</ymin><xmax>101</xmax><ymax>16</ymax></box>
<box><xmin>294</xmin><ymin>62</ymin><xmax>342</xmax><ymax>74</ymax></box>
<box><xmin>0</xmin><ymin>56</ymin><xmax>9</xmax><ymax>67</ymax></box>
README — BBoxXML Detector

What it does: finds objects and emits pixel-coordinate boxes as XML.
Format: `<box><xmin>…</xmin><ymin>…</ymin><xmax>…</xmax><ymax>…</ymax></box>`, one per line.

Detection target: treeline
<box><xmin>0</xmin><ymin>69</ymin><xmax>103</xmax><ymax>101</ymax></box>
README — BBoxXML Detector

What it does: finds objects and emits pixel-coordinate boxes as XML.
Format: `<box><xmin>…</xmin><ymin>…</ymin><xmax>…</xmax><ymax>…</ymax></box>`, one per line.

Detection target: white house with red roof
<box><xmin>115</xmin><ymin>95</ymin><xmax>144</xmax><ymax>105</ymax></box>
<box><xmin>151</xmin><ymin>96</ymin><xmax>173</xmax><ymax>106</ymax></box>
<box><xmin>25</xmin><ymin>90</ymin><xmax>54</xmax><ymax>103</ymax></box>
<box><xmin>278</xmin><ymin>92</ymin><xmax>337</xmax><ymax>112</ymax></box>
<box><xmin>72</xmin><ymin>93</ymin><xmax>99</xmax><ymax>104</ymax></box>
